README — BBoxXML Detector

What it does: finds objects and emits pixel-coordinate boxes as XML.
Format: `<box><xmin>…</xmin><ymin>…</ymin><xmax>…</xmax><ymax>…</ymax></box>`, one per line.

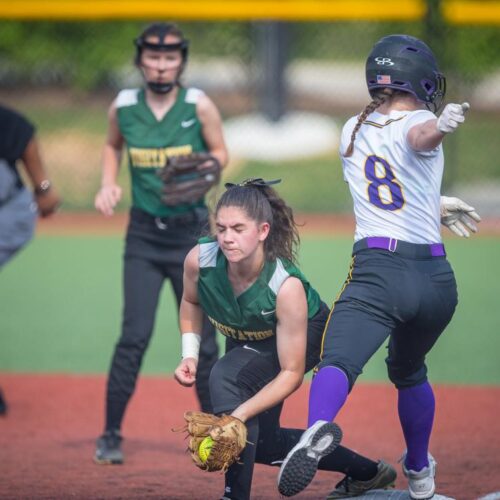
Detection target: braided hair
<box><xmin>215</xmin><ymin>179</ymin><xmax>300</xmax><ymax>264</ymax></box>
<box><xmin>343</xmin><ymin>88</ymin><xmax>395</xmax><ymax>157</ymax></box>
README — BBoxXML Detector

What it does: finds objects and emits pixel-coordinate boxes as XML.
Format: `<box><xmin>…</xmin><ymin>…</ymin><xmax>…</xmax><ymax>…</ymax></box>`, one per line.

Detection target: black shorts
<box><xmin>318</xmin><ymin>240</ymin><xmax>458</xmax><ymax>389</ymax></box>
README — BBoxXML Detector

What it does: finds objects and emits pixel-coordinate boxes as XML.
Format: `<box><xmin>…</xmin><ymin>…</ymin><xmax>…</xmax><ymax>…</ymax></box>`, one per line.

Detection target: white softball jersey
<box><xmin>340</xmin><ymin>109</ymin><xmax>444</xmax><ymax>244</ymax></box>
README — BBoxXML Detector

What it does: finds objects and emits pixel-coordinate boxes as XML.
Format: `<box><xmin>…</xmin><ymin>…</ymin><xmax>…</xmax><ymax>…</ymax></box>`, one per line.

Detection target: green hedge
<box><xmin>1</xmin><ymin>21</ymin><xmax>500</xmax><ymax>90</ymax></box>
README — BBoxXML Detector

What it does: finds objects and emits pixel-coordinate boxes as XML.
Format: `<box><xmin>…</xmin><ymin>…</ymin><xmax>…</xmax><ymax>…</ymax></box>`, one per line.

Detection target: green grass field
<box><xmin>1</xmin><ymin>234</ymin><xmax>499</xmax><ymax>385</ymax></box>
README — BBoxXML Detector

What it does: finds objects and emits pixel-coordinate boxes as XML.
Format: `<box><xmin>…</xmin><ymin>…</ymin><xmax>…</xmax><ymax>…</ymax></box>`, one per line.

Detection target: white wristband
<box><xmin>181</xmin><ymin>332</ymin><xmax>201</xmax><ymax>360</ymax></box>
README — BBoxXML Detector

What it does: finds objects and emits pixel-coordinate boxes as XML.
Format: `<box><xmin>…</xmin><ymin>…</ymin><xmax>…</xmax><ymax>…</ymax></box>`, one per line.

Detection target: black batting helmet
<box><xmin>365</xmin><ymin>34</ymin><xmax>446</xmax><ymax>112</ymax></box>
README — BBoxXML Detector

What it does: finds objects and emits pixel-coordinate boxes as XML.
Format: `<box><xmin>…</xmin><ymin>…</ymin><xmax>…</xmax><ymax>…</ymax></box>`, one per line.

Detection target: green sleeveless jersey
<box><xmin>197</xmin><ymin>238</ymin><xmax>321</xmax><ymax>342</ymax></box>
<box><xmin>116</xmin><ymin>87</ymin><xmax>208</xmax><ymax>217</ymax></box>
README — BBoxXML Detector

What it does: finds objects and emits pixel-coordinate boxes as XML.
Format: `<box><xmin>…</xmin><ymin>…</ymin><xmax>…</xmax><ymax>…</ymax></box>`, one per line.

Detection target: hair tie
<box><xmin>224</xmin><ymin>178</ymin><xmax>281</xmax><ymax>189</ymax></box>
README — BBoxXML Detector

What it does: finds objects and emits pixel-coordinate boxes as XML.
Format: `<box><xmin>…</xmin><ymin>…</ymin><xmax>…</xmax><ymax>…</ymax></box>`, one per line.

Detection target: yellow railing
<box><xmin>0</xmin><ymin>0</ymin><xmax>424</xmax><ymax>21</ymax></box>
<box><xmin>0</xmin><ymin>0</ymin><xmax>499</xmax><ymax>24</ymax></box>
<box><xmin>444</xmin><ymin>0</ymin><xmax>500</xmax><ymax>24</ymax></box>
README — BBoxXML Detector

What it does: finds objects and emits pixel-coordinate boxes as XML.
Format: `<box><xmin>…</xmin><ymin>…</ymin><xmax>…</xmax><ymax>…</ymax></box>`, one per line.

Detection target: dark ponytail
<box><xmin>216</xmin><ymin>179</ymin><xmax>300</xmax><ymax>263</ymax></box>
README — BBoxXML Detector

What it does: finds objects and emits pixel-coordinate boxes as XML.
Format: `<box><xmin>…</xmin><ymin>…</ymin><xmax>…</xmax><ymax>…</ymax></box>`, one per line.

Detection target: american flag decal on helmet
<box><xmin>377</xmin><ymin>74</ymin><xmax>392</xmax><ymax>84</ymax></box>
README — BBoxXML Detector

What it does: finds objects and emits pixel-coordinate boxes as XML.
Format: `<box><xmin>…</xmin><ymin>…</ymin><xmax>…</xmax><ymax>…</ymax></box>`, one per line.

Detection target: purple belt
<box><xmin>353</xmin><ymin>237</ymin><xmax>446</xmax><ymax>258</ymax></box>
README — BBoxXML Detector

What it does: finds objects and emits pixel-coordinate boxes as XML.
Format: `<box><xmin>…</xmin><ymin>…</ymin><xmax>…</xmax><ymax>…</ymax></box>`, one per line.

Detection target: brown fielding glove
<box><xmin>157</xmin><ymin>153</ymin><xmax>221</xmax><ymax>206</ymax></box>
<box><xmin>181</xmin><ymin>411</ymin><xmax>248</xmax><ymax>472</ymax></box>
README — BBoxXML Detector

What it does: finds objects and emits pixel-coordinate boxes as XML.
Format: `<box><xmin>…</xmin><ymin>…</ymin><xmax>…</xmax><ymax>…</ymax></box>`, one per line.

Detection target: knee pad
<box><xmin>387</xmin><ymin>362</ymin><xmax>428</xmax><ymax>389</ymax></box>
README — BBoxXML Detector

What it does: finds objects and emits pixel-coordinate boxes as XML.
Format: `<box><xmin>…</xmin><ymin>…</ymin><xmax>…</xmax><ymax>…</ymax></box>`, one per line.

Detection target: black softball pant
<box><xmin>210</xmin><ymin>303</ymin><xmax>364</xmax><ymax>500</ymax></box>
<box><xmin>318</xmin><ymin>246</ymin><xmax>458</xmax><ymax>390</ymax></box>
<box><xmin>105</xmin><ymin>208</ymin><xmax>218</xmax><ymax>431</ymax></box>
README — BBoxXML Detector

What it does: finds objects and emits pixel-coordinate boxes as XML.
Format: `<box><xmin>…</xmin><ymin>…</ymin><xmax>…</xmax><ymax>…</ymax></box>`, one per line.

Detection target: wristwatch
<box><xmin>34</xmin><ymin>179</ymin><xmax>52</xmax><ymax>195</ymax></box>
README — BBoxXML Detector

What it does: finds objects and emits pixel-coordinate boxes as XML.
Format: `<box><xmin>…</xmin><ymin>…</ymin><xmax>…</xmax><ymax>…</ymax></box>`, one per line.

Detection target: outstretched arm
<box><xmin>407</xmin><ymin>102</ymin><xmax>469</xmax><ymax>152</ymax></box>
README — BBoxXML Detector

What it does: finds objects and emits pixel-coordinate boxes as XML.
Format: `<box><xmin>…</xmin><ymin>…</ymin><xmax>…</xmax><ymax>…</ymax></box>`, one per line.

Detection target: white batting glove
<box><xmin>437</xmin><ymin>102</ymin><xmax>470</xmax><ymax>134</ymax></box>
<box><xmin>440</xmin><ymin>195</ymin><xmax>481</xmax><ymax>237</ymax></box>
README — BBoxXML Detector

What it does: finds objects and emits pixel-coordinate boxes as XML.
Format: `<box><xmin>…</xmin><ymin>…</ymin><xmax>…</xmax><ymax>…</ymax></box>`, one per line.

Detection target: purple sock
<box><xmin>398</xmin><ymin>381</ymin><xmax>435</xmax><ymax>472</ymax></box>
<box><xmin>308</xmin><ymin>366</ymin><xmax>349</xmax><ymax>427</ymax></box>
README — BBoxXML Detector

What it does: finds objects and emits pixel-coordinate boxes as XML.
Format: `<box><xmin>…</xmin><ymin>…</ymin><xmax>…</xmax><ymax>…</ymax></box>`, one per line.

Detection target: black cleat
<box><xmin>0</xmin><ymin>390</ymin><xmax>7</xmax><ymax>416</ymax></box>
<box><xmin>94</xmin><ymin>429</ymin><xmax>124</xmax><ymax>465</ymax></box>
<box><xmin>327</xmin><ymin>460</ymin><xmax>397</xmax><ymax>498</ymax></box>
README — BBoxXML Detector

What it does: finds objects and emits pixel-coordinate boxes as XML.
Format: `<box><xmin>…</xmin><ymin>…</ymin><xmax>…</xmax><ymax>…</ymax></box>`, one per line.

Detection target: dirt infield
<box><xmin>35</xmin><ymin>212</ymin><xmax>359</xmax><ymax>237</ymax></box>
<box><xmin>0</xmin><ymin>374</ymin><xmax>498</xmax><ymax>499</ymax></box>
<box><xmin>36</xmin><ymin>211</ymin><xmax>500</xmax><ymax>237</ymax></box>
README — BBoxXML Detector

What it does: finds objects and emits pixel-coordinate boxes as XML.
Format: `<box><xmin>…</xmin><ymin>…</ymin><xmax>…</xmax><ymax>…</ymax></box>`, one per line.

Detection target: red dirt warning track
<box><xmin>36</xmin><ymin>212</ymin><xmax>500</xmax><ymax>237</ymax></box>
<box><xmin>0</xmin><ymin>374</ymin><xmax>499</xmax><ymax>499</ymax></box>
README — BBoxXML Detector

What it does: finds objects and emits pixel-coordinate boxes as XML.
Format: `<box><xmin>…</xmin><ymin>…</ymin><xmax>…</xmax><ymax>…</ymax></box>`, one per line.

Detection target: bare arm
<box><xmin>94</xmin><ymin>102</ymin><xmax>125</xmax><ymax>216</ymax></box>
<box><xmin>196</xmin><ymin>94</ymin><xmax>228</xmax><ymax>168</ymax></box>
<box><xmin>231</xmin><ymin>277</ymin><xmax>308</xmax><ymax>422</ymax></box>
<box><xmin>406</xmin><ymin>118</ymin><xmax>445</xmax><ymax>152</ymax></box>
<box><xmin>21</xmin><ymin>137</ymin><xmax>61</xmax><ymax>217</ymax></box>
<box><xmin>407</xmin><ymin>102</ymin><xmax>469</xmax><ymax>152</ymax></box>
<box><xmin>174</xmin><ymin>246</ymin><xmax>205</xmax><ymax>387</ymax></box>
<box><xmin>179</xmin><ymin>246</ymin><xmax>205</xmax><ymax>336</ymax></box>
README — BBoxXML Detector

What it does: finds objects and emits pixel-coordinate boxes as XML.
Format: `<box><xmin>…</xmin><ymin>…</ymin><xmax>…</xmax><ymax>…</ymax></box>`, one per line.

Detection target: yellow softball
<box><xmin>198</xmin><ymin>436</ymin><xmax>213</xmax><ymax>463</ymax></box>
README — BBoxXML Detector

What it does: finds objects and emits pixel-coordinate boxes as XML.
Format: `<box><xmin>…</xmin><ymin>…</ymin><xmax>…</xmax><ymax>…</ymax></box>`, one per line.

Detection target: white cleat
<box><xmin>402</xmin><ymin>453</ymin><xmax>437</xmax><ymax>500</ymax></box>
<box><xmin>277</xmin><ymin>420</ymin><xmax>342</xmax><ymax>497</ymax></box>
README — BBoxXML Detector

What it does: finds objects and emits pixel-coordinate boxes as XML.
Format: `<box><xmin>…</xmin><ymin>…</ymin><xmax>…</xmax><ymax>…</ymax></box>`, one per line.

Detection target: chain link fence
<box><xmin>1</xmin><ymin>19</ymin><xmax>499</xmax><ymax>219</ymax></box>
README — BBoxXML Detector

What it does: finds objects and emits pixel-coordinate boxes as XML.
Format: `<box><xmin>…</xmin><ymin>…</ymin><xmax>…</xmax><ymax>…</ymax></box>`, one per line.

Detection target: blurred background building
<box><xmin>1</xmin><ymin>0</ymin><xmax>499</xmax><ymax>218</ymax></box>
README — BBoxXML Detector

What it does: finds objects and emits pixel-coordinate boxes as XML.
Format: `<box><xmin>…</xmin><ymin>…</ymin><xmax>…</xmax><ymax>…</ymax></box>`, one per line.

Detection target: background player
<box><xmin>0</xmin><ymin>104</ymin><xmax>60</xmax><ymax>267</ymax></box>
<box><xmin>0</xmin><ymin>103</ymin><xmax>60</xmax><ymax>415</ymax></box>
<box><xmin>93</xmin><ymin>22</ymin><xmax>228</xmax><ymax>464</ymax></box>
<box><xmin>278</xmin><ymin>34</ymin><xmax>479</xmax><ymax>499</ymax></box>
